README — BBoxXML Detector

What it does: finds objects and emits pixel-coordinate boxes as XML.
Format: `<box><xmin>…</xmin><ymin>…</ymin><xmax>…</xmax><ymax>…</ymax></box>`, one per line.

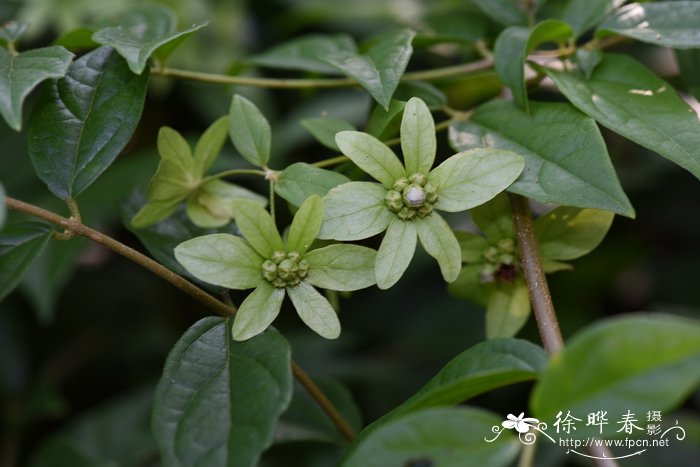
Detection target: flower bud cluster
<box><xmin>480</xmin><ymin>238</ymin><xmax>518</xmax><ymax>283</ymax></box>
<box><xmin>261</xmin><ymin>250</ymin><xmax>309</xmax><ymax>287</ymax></box>
<box><xmin>384</xmin><ymin>172</ymin><xmax>438</xmax><ymax>220</ymax></box>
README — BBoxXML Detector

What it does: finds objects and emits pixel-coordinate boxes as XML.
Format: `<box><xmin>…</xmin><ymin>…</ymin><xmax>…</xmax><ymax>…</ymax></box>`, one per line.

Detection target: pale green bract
<box><xmin>319</xmin><ymin>97</ymin><xmax>524</xmax><ymax>289</ymax></box>
<box><xmin>175</xmin><ymin>195</ymin><xmax>377</xmax><ymax>341</ymax></box>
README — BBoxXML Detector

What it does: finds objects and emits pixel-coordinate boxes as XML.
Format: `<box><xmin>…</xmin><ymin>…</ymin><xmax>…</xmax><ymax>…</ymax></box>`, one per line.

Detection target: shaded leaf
<box><xmin>305</xmin><ymin>244</ymin><xmax>377</xmax><ymax>291</ymax></box>
<box><xmin>531</xmin><ymin>314</ymin><xmax>700</xmax><ymax>437</ymax></box>
<box><xmin>229</xmin><ymin>95</ymin><xmax>272</xmax><ymax>167</ymax></box>
<box><xmin>249</xmin><ymin>34</ymin><xmax>356</xmax><ymax>74</ymax></box>
<box><xmin>153</xmin><ymin>318</ymin><xmax>292</xmax><ymax>467</ymax></box>
<box><xmin>448</xmin><ymin>263</ymin><xmax>493</xmax><ymax>305</ymax></box>
<box><xmin>471</xmin><ymin>0</ymin><xmax>530</xmax><ymax>26</ymax></box>
<box><xmin>562</xmin><ymin>0</ymin><xmax>626</xmax><ymax>37</ymax></box>
<box><xmin>470</xmin><ymin>193</ymin><xmax>514</xmax><ymax>243</ymax></box>
<box><xmin>485</xmin><ymin>280</ymin><xmax>531</xmax><ymax>338</ymax></box>
<box><xmin>400</xmin><ymin>97</ymin><xmax>435</xmax><ymax>175</ymax></box>
<box><xmin>0</xmin><ymin>222</ymin><xmax>52</xmax><ymax>301</ymax></box>
<box><xmin>335</xmin><ymin>130</ymin><xmax>405</xmax><ymax>187</ymax></box>
<box><xmin>429</xmin><ymin>148</ymin><xmax>524</xmax><ymax>212</ymax></box>
<box><xmin>415</xmin><ymin>213</ymin><xmax>461</xmax><ymax>282</ymax></box>
<box><xmin>0</xmin><ymin>183</ymin><xmax>5</xmax><ymax>229</ymax></box>
<box><xmin>194</xmin><ymin>116</ymin><xmax>229</xmax><ymax>176</ymax></box>
<box><xmin>232</xmin><ymin>283</ymin><xmax>286</xmax><ymax>341</ymax></box>
<box><xmin>341</xmin><ymin>407</ymin><xmax>518</xmax><ymax>467</ymax></box>
<box><xmin>323</xmin><ymin>29</ymin><xmax>415</xmax><ymax>110</ymax></box>
<box><xmin>286</xmin><ymin>195</ymin><xmax>323</xmax><ymax>253</ymax></box>
<box><xmin>375</xmin><ymin>218</ymin><xmax>417</xmax><ymax>289</ymax></box>
<box><xmin>366</xmin><ymin>99</ymin><xmax>405</xmax><ymax>139</ymax></box>
<box><xmin>535</xmin><ymin>206</ymin><xmax>614</xmax><ymax>261</ymax></box>
<box><xmin>288</xmin><ymin>281</ymin><xmax>341</xmax><ymax>339</ymax></box>
<box><xmin>275</xmin><ymin>162</ymin><xmax>350</xmax><ymax>207</ymax></box>
<box><xmin>541</xmin><ymin>54</ymin><xmax>700</xmax><ymax>181</ymax></box>
<box><xmin>186</xmin><ymin>179</ymin><xmax>266</xmax><ymax>229</ymax></box>
<box><xmin>175</xmin><ymin>233</ymin><xmax>263</xmax><ymax>290</ymax></box>
<box><xmin>676</xmin><ymin>48</ymin><xmax>700</xmax><ymax>101</ymax></box>
<box><xmin>455</xmin><ymin>230</ymin><xmax>490</xmax><ymax>263</ymax></box>
<box><xmin>301</xmin><ymin>117</ymin><xmax>356</xmax><ymax>151</ymax></box>
<box><xmin>598</xmin><ymin>2</ymin><xmax>700</xmax><ymax>49</ymax></box>
<box><xmin>451</xmin><ymin>100</ymin><xmax>634</xmax><ymax>216</ymax></box>
<box><xmin>494</xmin><ymin>20</ymin><xmax>573</xmax><ymax>112</ymax></box>
<box><xmin>0</xmin><ymin>20</ymin><xmax>28</xmax><ymax>44</ymax></box>
<box><xmin>0</xmin><ymin>45</ymin><xmax>73</xmax><ymax>131</ymax></box>
<box><xmin>394</xmin><ymin>81</ymin><xmax>447</xmax><ymax>110</ymax></box>
<box><xmin>28</xmin><ymin>46</ymin><xmax>148</xmax><ymax>200</ymax></box>
<box><xmin>232</xmin><ymin>199</ymin><xmax>284</xmax><ymax>258</ymax></box>
<box><xmin>92</xmin><ymin>5</ymin><xmax>207</xmax><ymax>74</ymax></box>
<box><xmin>319</xmin><ymin>182</ymin><xmax>393</xmax><ymax>241</ymax></box>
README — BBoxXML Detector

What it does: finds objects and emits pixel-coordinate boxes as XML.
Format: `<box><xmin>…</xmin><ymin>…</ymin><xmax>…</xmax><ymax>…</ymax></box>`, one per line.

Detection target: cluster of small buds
<box><xmin>384</xmin><ymin>172</ymin><xmax>439</xmax><ymax>220</ymax></box>
<box><xmin>480</xmin><ymin>238</ymin><xmax>518</xmax><ymax>283</ymax></box>
<box><xmin>261</xmin><ymin>250</ymin><xmax>309</xmax><ymax>287</ymax></box>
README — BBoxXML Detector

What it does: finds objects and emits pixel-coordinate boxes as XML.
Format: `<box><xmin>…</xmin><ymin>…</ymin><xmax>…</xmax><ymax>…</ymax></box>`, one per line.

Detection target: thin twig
<box><xmin>5</xmin><ymin>196</ymin><xmax>357</xmax><ymax>441</ymax></box>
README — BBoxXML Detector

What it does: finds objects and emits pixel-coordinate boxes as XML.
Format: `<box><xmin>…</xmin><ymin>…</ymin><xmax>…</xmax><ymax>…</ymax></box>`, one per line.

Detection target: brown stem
<box><xmin>5</xmin><ymin>196</ymin><xmax>356</xmax><ymax>442</ymax></box>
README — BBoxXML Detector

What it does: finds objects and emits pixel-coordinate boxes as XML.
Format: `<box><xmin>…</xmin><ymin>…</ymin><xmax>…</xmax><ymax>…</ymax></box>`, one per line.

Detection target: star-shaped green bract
<box><xmin>318</xmin><ymin>97</ymin><xmax>525</xmax><ymax>289</ymax></box>
<box><xmin>175</xmin><ymin>195</ymin><xmax>377</xmax><ymax>340</ymax></box>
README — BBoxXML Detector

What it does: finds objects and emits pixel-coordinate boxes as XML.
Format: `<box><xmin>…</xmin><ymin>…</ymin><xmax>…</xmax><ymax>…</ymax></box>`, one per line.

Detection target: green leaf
<box><xmin>300</xmin><ymin>117</ymin><xmax>356</xmax><ymax>151</ymax></box>
<box><xmin>367</xmin><ymin>99</ymin><xmax>405</xmax><ymax>139</ymax></box>
<box><xmin>388</xmin><ymin>338</ymin><xmax>547</xmax><ymax>418</ymax></box>
<box><xmin>335</xmin><ymin>131</ymin><xmax>405</xmax><ymax>187</ymax></box>
<box><xmin>470</xmin><ymin>193</ymin><xmax>514</xmax><ymax>243</ymax></box>
<box><xmin>153</xmin><ymin>317</ymin><xmax>293</xmax><ymax>466</ymax></box>
<box><xmin>598</xmin><ymin>2</ymin><xmax>700</xmax><ymax>49</ymax></box>
<box><xmin>323</xmin><ymin>29</ymin><xmax>415</xmax><ymax>110</ymax></box>
<box><xmin>375</xmin><ymin>218</ymin><xmax>417</xmax><ymax>290</ymax></box>
<box><xmin>0</xmin><ymin>45</ymin><xmax>73</xmax><ymax>131</ymax></box>
<box><xmin>0</xmin><ymin>183</ymin><xmax>5</xmax><ymax>229</ymax></box>
<box><xmin>187</xmin><ymin>179</ymin><xmax>267</xmax><ymax>229</ymax></box>
<box><xmin>319</xmin><ymin>182</ymin><xmax>394</xmax><ymax>241</ymax></box>
<box><xmin>531</xmin><ymin>314</ymin><xmax>700</xmax><ymax>437</ymax></box>
<box><xmin>288</xmin><ymin>281</ymin><xmax>341</xmax><ymax>339</ymax></box>
<box><xmin>53</xmin><ymin>27</ymin><xmax>99</xmax><ymax>51</ymax></box>
<box><xmin>286</xmin><ymin>195</ymin><xmax>323</xmax><ymax>254</ymax></box>
<box><xmin>472</xmin><ymin>0</ymin><xmax>529</xmax><ymax>25</ymax></box>
<box><xmin>676</xmin><ymin>48</ymin><xmax>700</xmax><ymax>101</ymax></box>
<box><xmin>451</xmin><ymin>100</ymin><xmax>634</xmax><ymax>217</ymax></box>
<box><xmin>28</xmin><ymin>46</ymin><xmax>148</xmax><ymax>200</ymax></box>
<box><xmin>341</xmin><ymin>407</ymin><xmax>518</xmax><ymax>467</ymax></box>
<box><xmin>535</xmin><ymin>206</ymin><xmax>614</xmax><ymax>261</ymax></box>
<box><xmin>455</xmin><ymin>230</ymin><xmax>490</xmax><ymax>263</ymax></box>
<box><xmin>429</xmin><ymin>148</ymin><xmax>524</xmax><ymax>212</ymax></box>
<box><xmin>541</xmin><ymin>53</ymin><xmax>700</xmax><ymax>181</ymax></box>
<box><xmin>562</xmin><ymin>0</ymin><xmax>625</xmax><ymax>37</ymax></box>
<box><xmin>232</xmin><ymin>199</ymin><xmax>284</xmax><ymax>258</ymax></box>
<box><xmin>0</xmin><ymin>21</ymin><xmax>28</xmax><ymax>44</ymax></box>
<box><xmin>394</xmin><ymin>81</ymin><xmax>447</xmax><ymax>110</ymax></box>
<box><xmin>275</xmin><ymin>163</ymin><xmax>350</xmax><ymax>208</ymax></box>
<box><xmin>400</xmin><ymin>97</ymin><xmax>435</xmax><ymax>175</ymax></box>
<box><xmin>415</xmin><ymin>213</ymin><xmax>461</xmax><ymax>282</ymax></box>
<box><xmin>249</xmin><ymin>34</ymin><xmax>356</xmax><ymax>74</ymax></box>
<box><xmin>92</xmin><ymin>5</ymin><xmax>207</xmax><ymax>74</ymax></box>
<box><xmin>448</xmin><ymin>264</ymin><xmax>493</xmax><ymax>305</ymax></box>
<box><xmin>229</xmin><ymin>95</ymin><xmax>272</xmax><ymax>167</ymax></box>
<box><xmin>576</xmin><ymin>47</ymin><xmax>603</xmax><ymax>78</ymax></box>
<box><xmin>541</xmin><ymin>259</ymin><xmax>573</xmax><ymax>273</ymax></box>
<box><xmin>232</xmin><ymin>283</ymin><xmax>286</xmax><ymax>341</ymax></box>
<box><xmin>305</xmin><ymin>244</ymin><xmax>377</xmax><ymax>291</ymax></box>
<box><xmin>486</xmin><ymin>280</ymin><xmax>531</xmax><ymax>338</ymax></box>
<box><xmin>0</xmin><ymin>222</ymin><xmax>52</xmax><ymax>302</ymax></box>
<box><xmin>194</xmin><ymin>116</ymin><xmax>229</xmax><ymax>176</ymax></box>
<box><xmin>494</xmin><ymin>20</ymin><xmax>573</xmax><ymax>112</ymax></box>
<box><xmin>175</xmin><ymin>234</ymin><xmax>263</xmax><ymax>290</ymax></box>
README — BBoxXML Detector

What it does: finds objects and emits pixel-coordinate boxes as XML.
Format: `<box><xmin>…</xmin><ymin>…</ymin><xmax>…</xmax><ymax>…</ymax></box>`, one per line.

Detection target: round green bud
<box><xmin>298</xmin><ymin>259</ymin><xmax>310</xmax><ymax>278</ymax></box>
<box><xmin>261</xmin><ymin>260</ymin><xmax>278</xmax><ymax>281</ymax></box>
<box><xmin>417</xmin><ymin>204</ymin><xmax>433</xmax><ymax>218</ymax></box>
<box><xmin>408</xmin><ymin>172</ymin><xmax>428</xmax><ymax>186</ymax></box>
<box><xmin>278</xmin><ymin>259</ymin><xmax>299</xmax><ymax>281</ymax></box>
<box><xmin>398</xmin><ymin>206</ymin><xmax>416</xmax><ymax>220</ymax></box>
<box><xmin>287</xmin><ymin>251</ymin><xmax>301</xmax><ymax>262</ymax></box>
<box><xmin>392</xmin><ymin>177</ymin><xmax>409</xmax><ymax>191</ymax></box>
<box><xmin>403</xmin><ymin>185</ymin><xmax>426</xmax><ymax>207</ymax></box>
<box><xmin>483</xmin><ymin>246</ymin><xmax>499</xmax><ymax>263</ymax></box>
<box><xmin>271</xmin><ymin>250</ymin><xmax>287</xmax><ymax>264</ymax></box>
<box><xmin>498</xmin><ymin>238</ymin><xmax>515</xmax><ymax>254</ymax></box>
<box><xmin>499</xmin><ymin>253</ymin><xmax>515</xmax><ymax>265</ymax></box>
<box><xmin>385</xmin><ymin>190</ymin><xmax>404</xmax><ymax>212</ymax></box>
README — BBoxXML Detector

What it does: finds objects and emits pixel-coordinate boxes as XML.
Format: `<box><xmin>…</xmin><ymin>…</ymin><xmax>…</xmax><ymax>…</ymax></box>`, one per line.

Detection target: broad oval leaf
<box><xmin>319</xmin><ymin>182</ymin><xmax>394</xmax><ymax>241</ymax></box>
<box><xmin>323</xmin><ymin>29</ymin><xmax>415</xmax><ymax>110</ymax></box>
<box><xmin>531</xmin><ymin>314</ymin><xmax>700</xmax><ymax>437</ymax></box>
<box><xmin>375</xmin><ymin>218</ymin><xmax>417</xmax><ymax>290</ymax></box>
<box><xmin>450</xmin><ymin>100</ymin><xmax>634</xmax><ymax>217</ymax></box>
<box><xmin>494</xmin><ymin>20</ymin><xmax>573</xmax><ymax>112</ymax></box>
<box><xmin>152</xmin><ymin>317</ymin><xmax>293</xmax><ymax>467</ymax></box>
<box><xmin>341</xmin><ymin>407</ymin><xmax>519</xmax><ymax>467</ymax></box>
<box><xmin>429</xmin><ymin>148</ymin><xmax>524</xmax><ymax>212</ymax></box>
<box><xmin>335</xmin><ymin>131</ymin><xmax>405</xmax><ymax>188</ymax></box>
<box><xmin>415</xmin><ymin>213</ymin><xmax>461</xmax><ymax>283</ymax></box>
<box><xmin>562</xmin><ymin>0</ymin><xmax>626</xmax><ymax>37</ymax></box>
<box><xmin>174</xmin><ymin>233</ymin><xmax>263</xmax><ymax>290</ymax></box>
<box><xmin>286</xmin><ymin>194</ymin><xmax>323</xmax><ymax>254</ymax></box>
<box><xmin>388</xmin><ymin>338</ymin><xmax>547</xmax><ymax>419</ymax></box>
<box><xmin>229</xmin><ymin>95</ymin><xmax>271</xmax><ymax>167</ymax></box>
<box><xmin>232</xmin><ymin>283</ymin><xmax>286</xmax><ymax>341</ymax></box>
<box><xmin>249</xmin><ymin>34</ymin><xmax>357</xmax><ymax>74</ymax></box>
<box><xmin>28</xmin><ymin>46</ymin><xmax>149</xmax><ymax>200</ymax></box>
<box><xmin>400</xmin><ymin>97</ymin><xmax>435</xmax><ymax>175</ymax></box>
<box><xmin>92</xmin><ymin>5</ymin><xmax>207</xmax><ymax>74</ymax></box>
<box><xmin>534</xmin><ymin>206</ymin><xmax>614</xmax><ymax>261</ymax></box>
<box><xmin>275</xmin><ymin>162</ymin><xmax>350</xmax><ymax>207</ymax></box>
<box><xmin>0</xmin><ymin>222</ymin><xmax>52</xmax><ymax>301</ymax></box>
<box><xmin>598</xmin><ymin>2</ymin><xmax>700</xmax><ymax>49</ymax></box>
<box><xmin>304</xmin><ymin>244</ymin><xmax>377</xmax><ymax>291</ymax></box>
<box><xmin>0</xmin><ymin>45</ymin><xmax>73</xmax><ymax>131</ymax></box>
<box><xmin>300</xmin><ymin>117</ymin><xmax>355</xmax><ymax>151</ymax></box>
<box><xmin>287</xmin><ymin>281</ymin><xmax>341</xmax><ymax>339</ymax></box>
<box><xmin>486</xmin><ymin>280</ymin><xmax>531</xmax><ymax>339</ymax></box>
<box><xmin>471</xmin><ymin>0</ymin><xmax>530</xmax><ymax>26</ymax></box>
<box><xmin>470</xmin><ymin>193</ymin><xmax>514</xmax><ymax>243</ymax></box>
<box><xmin>231</xmin><ymin>199</ymin><xmax>283</xmax><ymax>258</ymax></box>
<box><xmin>540</xmin><ymin>53</ymin><xmax>700</xmax><ymax>181</ymax></box>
